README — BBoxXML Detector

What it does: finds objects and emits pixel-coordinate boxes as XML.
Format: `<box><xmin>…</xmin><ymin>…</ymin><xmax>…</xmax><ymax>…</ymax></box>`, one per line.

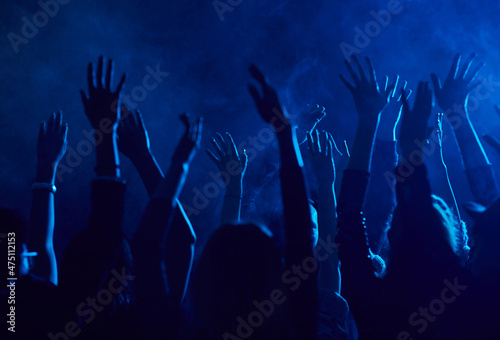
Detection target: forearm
<box><xmin>131</xmin><ymin>150</ymin><xmax>164</xmax><ymax>197</ymax></box>
<box><xmin>454</xmin><ymin>117</ymin><xmax>491</xmax><ymax>169</ymax></box>
<box><xmin>29</xmin><ymin>162</ymin><xmax>57</xmax><ymax>284</ymax></box>
<box><xmin>165</xmin><ymin>203</ymin><xmax>196</xmax><ymax>303</ymax></box>
<box><xmin>277</xmin><ymin>126</ymin><xmax>303</xmax><ymax>169</ymax></box>
<box><xmin>365</xmin><ymin>139</ymin><xmax>398</xmax><ymax>253</ymax></box>
<box><xmin>347</xmin><ymin>122</ymin><xmax>378</xmax><ymax>172</ymax></box>
<box><xmin>220</xmin><ymin>181</ymin><xmax>243</xmax><ymax>225</ymax></box>
<box><xmin>317</xmin><ymin>183</ymin><xmax>340</xmax><ymax>293</ymax></box>
<box><xmin>279</xmin><ymin>127</ymin><xmax>317</xmax><ymax>340</ymax></box>
<box><xmin>336</xmin><ymin>170</ymin><xmax>378</xmax><ymax>314</ymax></box>
<box><xmin>95</xmin><ymin>134</ymin><xmax>120</xmax><ymax>177</ymax></box>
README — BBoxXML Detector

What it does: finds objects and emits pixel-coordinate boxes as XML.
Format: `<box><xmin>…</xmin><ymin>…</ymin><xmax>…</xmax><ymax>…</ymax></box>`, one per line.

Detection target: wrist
<box><xmin>36</xmin><ymin>162</ymin><xmax>56</xmax><ymax>185</ymax></box>
<box><xmin>225</xmin><ymin>181</ymin><xmax>243</xmax><ymax>196</ymax></box>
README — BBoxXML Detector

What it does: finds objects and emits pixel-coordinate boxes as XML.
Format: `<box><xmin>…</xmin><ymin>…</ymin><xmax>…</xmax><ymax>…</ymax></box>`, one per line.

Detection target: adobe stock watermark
<box><xmin>55</xmin><ymin>64</ymin><xmax>169</xmax><ymax>183</ymax></box>
<box><xmin>222</xmin><ymin>234</ymin><xmax>339</xmax><ymax>340</ymax></box>
<box><xmin>339</xmin><ymin>0</ymin><xmax>404</xmax><ymax>62</ymax></box>
<box><xmin>180</xmin><ymin>108</ymin><xmax>296</xmax><ymax>217</ymax></box>
<box><xmin>397</xmin><ymin>276</ymin><xmax>468</xmax><ymax>339</ymax></box>
<box><xmin>384</xmin><ymin>74</ymin><xmax>500</xmax><ymax>189</ymax></box>
<box><xmin>47</xmin><ymin>267</ymin><xmax>135</xmax><ymax>340</ymax></box>
<box><xmin>212</xmin><ymin>0</ymin><xmax>244</xmax><ymax>22</ymax></box>
<box><xmin>7</xmin><ymin>0</ymin><xmax>72</xmax><ymax>54</ymax></box>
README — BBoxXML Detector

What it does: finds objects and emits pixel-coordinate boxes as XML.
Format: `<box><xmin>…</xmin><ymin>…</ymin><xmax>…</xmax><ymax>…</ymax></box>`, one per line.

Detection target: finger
<box><xmin>215</xmin><ymin>132</ymin><xmax>229</xmax><ymax>154</ymax></box>
<box><xmin>206</xmin><ymin>149</ymin><xmax>220</xmax><ymax>164</ymax></box>
<box><xmin>38</xmin><ymin>121</ymin><xmax>46</xmax><ymax>140</ymax></box>
<box><xmin>97</xmin><ymin>56</ymin><xmax>104</xmax><ymax>89</ymax></box>
<box><xmin>430</xmin><ymin>73</ymin><xmax>442</xmax><ymax>93</ymax></box>
<box><xmin>327</xmin><ymin>133</ymin><xmax>334</xmax><ymax>159</ymax></box>
<box><xmin>242</xmin><ymin>148</ymin><xmax>248</xmax><ymax>167</ymax></box>
<box><xmin>459</xmin><ymin>53</ymin><xmax>477</xmax><ymax>79</ymax></box>
<box><xmin>401</xmin><ymin>88</ymin><xmax>410</xmax><ymax>116</ymax></box>
<box><xmin>87</xmin><ymin>62</ymin><xmax>94</xmax><ymax>92</ymax></box>
<box><xmin>179</xmin><ymin>112</ymin><xmax>190</xmax><ymax>129</ymax></box>
<box><xmin>48</xmin><ymin>112</ymin><xmax>56</xmax><ymax>131</ymax></box>
<box><xmin>226</xmin><ymin>132</ymin><xmax>240</xmax><ymax>159</ymax></box>
<box><xmin>55</xmin><ymin>110</ymin><xmax>63</xmax><ymax>131</ymax></box>
<box><xmin>465</xmin><ymin>62</ymin><xmax>484</xmax><ymax>85</ymax></box>
<box><xmin>344</xmin><ymin>59</ymin><xmax>360</xmax><ymax>84</ymax></box>
<box><xmin>115</xmin><ymin>73</ymin><xmax>126</xmax><ymax>94</ymax></box>
<box><xmin>320</xmin><ymin>131</ymin><xmax>328</xmax><ymax>156</ymax></box>
<box><xmin>405</xmin><ymin>88</ymin><xmax>412</xmax><ymax>101</ymax></box>
<box><xmin>328</xmin><ymin>132</ymin><xmax>343</xmax><ymax>156</ymax></box>
<box><xmin>396</xmin><ymin>80</ymin><xmax>407</xmax><ymax>101</ymax></box>
<box><xmin>365</xmin><ymin>57</ymin><xmax>377</xmax><ymax>84</ymax></box>
<box><xmin>79</xmin><ymin>90</ymin><xmax>89</xmax><ymax>109</ymax></box>
<box><xmin>384</xmin><ymin>84</ymin><xmax>395</xmax><ymax>102</ymax></box>
<box><xmin>211</xmin><ymin>137</ymin><xmax>225</xmax><ymax>159</ymax></box>
<box><xmin>352</xmin><ymin>56</ymin><xmax>367</xmax><ymax>83</ymax></box>
<box><xmin>61</xmin><ymin>121</ymin><xmax>68</xmax><ymax>141</ymax></box>
<box><xmin>249</xmin><ymin>64</ymin><xmax>267</xmax><ymax>88</ymax></box>
<box><xmin>339</xmin><ymin>74</ymin><xmax>354</xmax><ymax>92</ymax></box>
<box><xmin>315</xmin><ymin>129</ymin><xmax>321</xmax><ymax>153</ymax></box>
<box><xmin>446</xmin><ymin>53</ymin><xmax>461</xmax><ymax>82</ymax></box>
<box><xmin>344</xmin><ymin>140</ymin><xmax>350</xmax><ymax>157</ymax></box>
<box><xmin>392</xmin><ymin>75</ymin><xmax>400</xmax><ymax>98</ymax></box>
<box><xmin>106</xmin><ymin>58</ymin><xmax>114</xmax><ymax>90</ymax></box>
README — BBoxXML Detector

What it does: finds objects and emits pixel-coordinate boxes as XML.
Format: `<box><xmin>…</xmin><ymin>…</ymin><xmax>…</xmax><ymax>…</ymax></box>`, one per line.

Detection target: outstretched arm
<box><xmin>431</xmin><ymin>53</ymin><xmax>499</xmax><ymax>206</ymax></box>
<box><xmin>335</xmin><ymin>56</ymin><xmax>391</xmax><ymax>330</ymax></box>
<box><xmin>307</xmin><ymin>130</ymin><xmax>340</xmax><ymax>293</ymax></box>
<box><xmin>249</xmin><ymin>64</ymin><xmax>317</xmax><ymax>340</ymax></box>
<box><xmin>29</xmin><ymin>111</ymin><xmax>68</xmax><ymax>285</ymax></box>
<box><xmin>206</xmin><ymin>132</ymin><xmax>247</xmax><ymax>225</ymax></box>
<box><xmin>117</xmin><ymin>109</ymin><xmax>196</xmax><ymax>304</ymax></box>
<box><xmin>132</xmin><ymin>114</ymin><xmax>202</xmax><ymax>338</ymax></box>
<box><xmin>368</xmin><ymin>76</ymin><xmax>410</xmax><ymax>253</ymax></box>
<box><xmin>61</xmin><ymin>56</ymin><xmax>128</xmax><ymax>314</ymax></box>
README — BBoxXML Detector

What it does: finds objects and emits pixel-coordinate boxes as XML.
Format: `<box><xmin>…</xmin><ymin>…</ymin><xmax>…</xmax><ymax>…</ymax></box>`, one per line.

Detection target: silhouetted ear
<box><xmin>463</xmin><ymin>201</ymin><xmax>486</xmax><ymax>222</ymax></box>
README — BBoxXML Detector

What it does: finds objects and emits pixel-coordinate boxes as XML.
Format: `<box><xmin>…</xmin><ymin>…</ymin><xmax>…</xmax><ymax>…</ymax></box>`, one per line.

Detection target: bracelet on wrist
<box><xmin>32</xmin><ymin>182</ymin><xmax>57</xmax><ymax>193</ymax></box>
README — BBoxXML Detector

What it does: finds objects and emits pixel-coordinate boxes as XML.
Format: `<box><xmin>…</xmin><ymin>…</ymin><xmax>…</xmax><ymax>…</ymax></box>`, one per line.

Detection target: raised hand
<box><xmin>307</xmin><ymin>129</ymin><xmax>336</xmax><ymax>185</ymax></box>
<box><xmin>206</xmin><ymin>132</ymin><xmax>248</xmax><ymax>188</ymax></box>
<box><xmin>248</xmin><ymin>64</ymin><xmax>290</xmax><ymax>128</ymax></box>
<box><xmin>399</xmin><ymin>82</ymin><xmax>434</xmax><ymax>158</ymax></box>
<box><xmin>37</xmin><ymin>111</ymin><xmax>68</xmax><ymax>176</ymax></box>
<box><xmin>431</xmin><ymin>53</ymin><xmax>484</xmax><ymax>112</ymax></box>
<box><xmin>80</xmin><ymin>56</ymin><xmax>126</xmax><ymax>130</ymax></box>
<box><xmin>117</xmin><ymin>109</ymin><xmax>151</xmax><ymax>161</ymax></box>
<box><xmin>377</xmin><ymin>75</ymin><xmax>412</xmax><ymax>141</ymax></box>
<box><xmin>171</xmin><ymin>113</ymin><xmax>203</xmax><ymax>165</ymax></box>
<box><xmin>339</xmin><ymin>56</ymin><xmax>393</xmax><ymax>125</ymax></box>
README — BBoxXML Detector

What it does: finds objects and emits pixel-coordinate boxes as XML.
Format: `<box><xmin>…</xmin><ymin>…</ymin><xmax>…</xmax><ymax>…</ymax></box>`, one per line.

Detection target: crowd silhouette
<box><xmin>2</xmin><ymin>53</ymin><xmax>500</xmax><ymax>339</ymax></box>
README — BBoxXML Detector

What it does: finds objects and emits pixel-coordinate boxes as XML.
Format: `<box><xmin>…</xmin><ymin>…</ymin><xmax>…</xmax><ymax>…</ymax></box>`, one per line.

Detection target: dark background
<box><xmin>2</xmin><ymin>0</ymin><xmax>500</xmax><ymax>259</ymax></box>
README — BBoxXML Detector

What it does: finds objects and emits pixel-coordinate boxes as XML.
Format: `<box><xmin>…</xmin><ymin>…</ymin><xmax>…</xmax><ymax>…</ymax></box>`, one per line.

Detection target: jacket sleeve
<box><xmin>364</xmin><ymin>139</ymin><xmax>398</xmax><ymax>253</ymax></box>
<box><xmin>336</xmin><ymin>169</ymin><xmax>380</xmax><ymax>329</ymax></box>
